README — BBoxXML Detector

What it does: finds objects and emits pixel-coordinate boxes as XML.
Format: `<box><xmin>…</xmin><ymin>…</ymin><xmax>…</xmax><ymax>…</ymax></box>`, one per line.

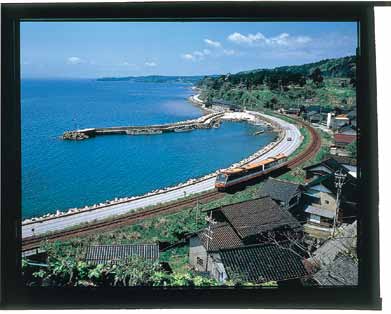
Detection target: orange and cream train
<box><xmin>215</xmin><ymin>153</ymin><xmax>287</xmax><ymax>190</ymax></box>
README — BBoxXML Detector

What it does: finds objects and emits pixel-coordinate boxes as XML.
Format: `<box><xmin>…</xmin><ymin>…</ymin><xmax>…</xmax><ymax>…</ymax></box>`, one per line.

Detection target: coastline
<box><xmin>22</xmin><ymin>93</ymin><xmax>286</xmax><ymax>227</ymax></box>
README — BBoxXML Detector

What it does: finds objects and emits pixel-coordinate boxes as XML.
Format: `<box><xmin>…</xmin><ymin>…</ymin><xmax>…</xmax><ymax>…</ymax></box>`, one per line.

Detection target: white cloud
<box><xmin>296</xmin><ymin>36</ymin><xmax>312</xmax><ymax>44</ymax></box>
<box><xmin>182</xmin><ymin>53</ymin><xmax>195</xmax><ymax>61</ymax></box>
<box><xmin>67</xmin><ymin>56</ymin><xmax>83</xmax><ymax>65</ymax></box>
<box><xmin>223</xmin><ymin>49</ymin><xmax>236</xmax><ymax>56</ymax></box>
<box><xmin>182</xmin><ymin>49</ymin><xmax>212</xmax><ymax>61</ymax></box>
<box><xmin>227</xmin><ymin>32</ymin><xmax>312</xmax><ymax>47</ymax></box>
<box><xmin>204</xmin><ymin>39</ymin><xmax>221</xmax><ymax>48</ymax></box>
<box><xmin>228</xmin><ymin>32</ymin><xmax>267</xmax><ymax>44</ymax></box>
<box><xmin>145</xmin><ymin>61</ymin><xmax>157</xmax><ymax>67</ymax></box>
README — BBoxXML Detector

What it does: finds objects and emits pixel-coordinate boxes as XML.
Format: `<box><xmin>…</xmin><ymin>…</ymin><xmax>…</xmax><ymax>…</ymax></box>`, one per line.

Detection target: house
<box><xmin>217</xmin><ymin>196</ymin><xmax>302</xmax><ymax>244</ymax></box>
<box><xmin>303</xmin><ymin>175</ymin><xmax>339</xmax><ymax>233</ymax></box>
<box><xmin>218</xmin><ymin>243</ymin><xmax>308</xmax><ymax>284</ymax></box>
<box><xmin>302</xmin><ymin>173</ymin><xmax>357</xmax><ymax>238</ymax></box>
<box><xmin>305</xmin><ymin>221</ymin><xmax>357</xmax><ymax>285</ymax></box>
<box><xmin>306</xmin><ymin>111</ymin><xmax>323</xmax><ymax>124</ymax></box>
<box><xmin>189</xmin><ymin>196</ymin><xmax>302</xmax><ymax>279</ymax></box>
<box><xmin>347</xmin><ymin>109</ymin><xmax>357</xmax><ymax>126</ymax></box>
<box><xmin>334</xmin><ymin>133</ymin><xmax>356</xmax><ymax>148</ymax></box>
<box><xmin>259</xmin><ymin>177</ymin><xmax>302</xmax><ymax>210</ymax></box>
<box><xmin>189</xmin><ymin>222</ymin><xmax>243</xmax><ymax>278</ymax></box>
<box><xmin>85</xmin><ymin>244</ymin><xmax>159</xmax><ymax>265</ymax></box>
<box><xmin>325</xmin><ymin>154</ymin><xmax>357</xmax><ymax>178</ymax></box>
<box><xmin>332</xmin><ymin>114</ymin><xmax>350</xmax><ymax>130</ymax></box>
<box><xmin>337</xmin><ymin>124</ymin><xmax>357</xmax><ymax>136</ymax></box>
<box><xmin>308</xmin><ymin>221</ymin><xmax>357</xmax><ymax>267</ymax></box>
<box><xmin>285</xmin><ymin>108</ymin><xmax>301</xmax><ymax>115</ymax></box>
<box><xmin>311</xmin><ymin>255</ymin><xmax>358</xmax><ymax>286</ymax></box>
<box><xmin>303</xmin><ymin>157</ymin><xmax>349</xmax><ymax>180</ymax></box>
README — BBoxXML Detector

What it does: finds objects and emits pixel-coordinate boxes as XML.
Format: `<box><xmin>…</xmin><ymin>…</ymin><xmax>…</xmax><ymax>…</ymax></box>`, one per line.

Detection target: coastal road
<box><xmin>22</xmin><ymin>112</ymin><xmax>302</xmax><ymax>238</ymax></box>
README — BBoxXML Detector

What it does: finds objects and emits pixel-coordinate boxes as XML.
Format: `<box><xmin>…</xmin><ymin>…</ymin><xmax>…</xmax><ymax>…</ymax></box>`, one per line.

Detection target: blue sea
<box><xmin>21</xmin><ymin>79</ymin><xmax>276</xmax><ymax>219</ymax></box>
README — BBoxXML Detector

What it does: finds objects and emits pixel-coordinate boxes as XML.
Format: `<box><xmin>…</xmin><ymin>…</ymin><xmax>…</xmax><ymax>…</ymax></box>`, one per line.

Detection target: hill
<box><xmin>196</xmin><ymin>55</ymin><xmax>356</xmax><ymax>111</ymax></box>
<box><xmin>274</xmin><ymin>55</ymin><xmax>356</xmax><ymax>78</ymax></box>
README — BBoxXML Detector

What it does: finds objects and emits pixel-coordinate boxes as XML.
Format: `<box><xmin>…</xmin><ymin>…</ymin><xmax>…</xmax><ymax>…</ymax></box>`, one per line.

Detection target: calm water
<box><xmin>21</xmin><ymin>79</ymin><xmax>276</xmax><ymax>218</ymax></box>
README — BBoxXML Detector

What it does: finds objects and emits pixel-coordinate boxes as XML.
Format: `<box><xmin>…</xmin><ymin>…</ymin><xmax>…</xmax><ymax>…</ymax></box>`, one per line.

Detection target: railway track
<box><xmin>22</xmin><ymin>190</ymin><xmax>223</xmax><ymax>251</ymax></box>
<box><xmin>22</xmin><ymin>115</ymin><xmax>321</xmax><ymax>253</ymax></box>
<box><xmin>286</xmin><ymin>117</ymin><xmax>322</xmax><ymax>169</ymax></box>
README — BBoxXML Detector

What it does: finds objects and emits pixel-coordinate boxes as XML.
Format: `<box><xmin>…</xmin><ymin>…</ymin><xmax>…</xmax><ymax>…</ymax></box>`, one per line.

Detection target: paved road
<box><xmin>22</xmin><ymin>112</ymin><xmax>302</xmax><ymax>238</ymax></box>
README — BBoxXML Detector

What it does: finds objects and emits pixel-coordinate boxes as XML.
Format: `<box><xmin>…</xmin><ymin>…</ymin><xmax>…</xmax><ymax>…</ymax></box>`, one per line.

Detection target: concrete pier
<box><xmin>62</xmin><ymin>112</ymin><xmax>225</xmax><ymax>140</ymax></box>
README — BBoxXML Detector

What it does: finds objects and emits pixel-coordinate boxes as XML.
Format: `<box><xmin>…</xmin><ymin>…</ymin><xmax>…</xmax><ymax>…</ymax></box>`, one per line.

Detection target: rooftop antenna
<box><xmin>332</xmin><ymin>169</ymin><xmax>347</xmax><ymax>237</ymax></box>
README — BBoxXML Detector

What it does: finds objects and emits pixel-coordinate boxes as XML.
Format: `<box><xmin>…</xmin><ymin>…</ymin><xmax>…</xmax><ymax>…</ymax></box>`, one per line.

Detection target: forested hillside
<box><xmin>196</xmin><ymin>56</ymin><xmax>356</xmax><ymax>111</ymax></box>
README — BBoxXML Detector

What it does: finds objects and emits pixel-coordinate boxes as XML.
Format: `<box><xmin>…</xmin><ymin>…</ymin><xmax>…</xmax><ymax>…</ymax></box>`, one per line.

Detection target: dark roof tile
<box><xmin>85</xmin><ymin>244</ymin><xmax>159</xmax><ymax>265</ymax></box>
<box><xmin>199</xmin><ymin>222</ymin><xmax>244</xmax><ymax>252</ymax></box>
<box><xmin>220</xmin><ymin>243</ymin><xmax>308</xmax><ymax>283</ymax></box>
<box><xmin>219</xmin><ymin>197</ymin><xmax>302</xmax><ymax>239</ymax></box>
<box><xmin>259</xmin><ymin>178</ymin><xmax>302</xmax><ymax>203</ymax></box>
<box><xmin>312</xmin><ymin>255</ymin><xmax>358</xmax><ymax>286</ymax></box>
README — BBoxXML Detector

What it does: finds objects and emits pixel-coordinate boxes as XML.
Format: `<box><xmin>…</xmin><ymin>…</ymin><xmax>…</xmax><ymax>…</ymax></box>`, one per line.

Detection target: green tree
<box><xmin>310</xmin><ymin>68</ymin><xmax>324</xmax><ymax>87</ymax></box>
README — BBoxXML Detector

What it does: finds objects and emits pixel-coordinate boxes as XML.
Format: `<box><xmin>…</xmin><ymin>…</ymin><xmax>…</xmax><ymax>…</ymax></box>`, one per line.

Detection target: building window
<box><xmin>197</xmin><ymin>257</ymin><xmax>203</xmax><ymax>266</ymax></box>
<box><xmin>309</xmin><ymin>214</ymin><xmax>321</xmax><ymax>224</ymax></box>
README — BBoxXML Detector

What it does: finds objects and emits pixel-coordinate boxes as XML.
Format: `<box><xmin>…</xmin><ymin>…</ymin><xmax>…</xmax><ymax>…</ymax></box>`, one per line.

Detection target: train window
<box><xmin>216</xmin><ymin>174</ymin><xmax>228</xmax><ymax>183</ymax></box>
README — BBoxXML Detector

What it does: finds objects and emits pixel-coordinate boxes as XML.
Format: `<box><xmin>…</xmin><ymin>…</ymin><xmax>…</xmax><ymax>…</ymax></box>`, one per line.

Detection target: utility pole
<box><xmin>204</xmin><ymin>211</ymin><xmax>217</xmax><ymax>272</ymax></box>
<box><xmin>332</xmin><ymin>169</ymin><xmax>347</xmax><ymax>237</ymax></box>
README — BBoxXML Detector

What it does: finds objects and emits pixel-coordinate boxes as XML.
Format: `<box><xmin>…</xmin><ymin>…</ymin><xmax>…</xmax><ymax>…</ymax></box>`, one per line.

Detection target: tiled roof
<box><xmin>259</xmin><ymin>178</ymin><xmax>302</xmax><ymax>204</ymax></box>
<box><xmin>347</xmin><ymin>109</ymin><xmax>357</xmax><ymax>119</ymax></box>
<box><xmin>334</xmin><ymin>133</ymin><xmax>356</xmax><ymax>144</ymax></box>
<box><xmin>305</xmin><ymin>205</ymin><xmax>335</xmax><ymax>219</ymax></box>
<box><xmin>312</xmin><ymin>255</ymin><xmax>358</xmax><ymax>286</ymax></box>
<box><xmin>338</xmin><ymin>125</ymin><xmax>357</xmax><ymax>135</ymax></box>
<box><xmin>309</xmin><ymin>221</ymin><xmax>357</xmax><ymax>267</ymax></box>
<box><xmin>306</xmin><ymin>172</ymin><xmax>357</xmax><ymax>203</ymax></box>
<box><xmin>219</xmin><ymin>197</ymin><xmax>302</xmax><ymax>239</ymax></box>
<box><xmin>199</xmin><ymin>222</ymin><xmax>244</xmax><ymax>252</ymax></box>
<box><xmin>85</xmin><ymin>244</ymin><xmax>159</xmax><ymax>265</ymax></box>
<box><xmin>303</xmin><ymin>157</ymin><xmax>343</xmax><ymax>173</ymax></box>
<box><xmin>335</xmin><ymin>114</ymin><xmax>349</xmax><ymax>119</ymax></box>
<box><xmin>220</xmin><ymin>243</ymin><xmax>308</xmax><ymax>283</ymax></box>
<box><xmin>325</xmin><ymin>154</ymin><xmax>357</xmax><ymax>166</ymax></box>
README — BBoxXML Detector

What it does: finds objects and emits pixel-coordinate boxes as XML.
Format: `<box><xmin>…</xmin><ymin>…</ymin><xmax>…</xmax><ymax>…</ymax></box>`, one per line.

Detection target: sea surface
<box><xmin>21</xmin><ymin>79</ymin><xmax>276</xmax><ymax>219</ymax></box>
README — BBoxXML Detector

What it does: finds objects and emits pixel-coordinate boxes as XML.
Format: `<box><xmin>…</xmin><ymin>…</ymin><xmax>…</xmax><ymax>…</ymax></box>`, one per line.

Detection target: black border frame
<box><xmin>1</xmin><ymin>1</ymin><xmax>381</xmax><ymax>309</ymax></box>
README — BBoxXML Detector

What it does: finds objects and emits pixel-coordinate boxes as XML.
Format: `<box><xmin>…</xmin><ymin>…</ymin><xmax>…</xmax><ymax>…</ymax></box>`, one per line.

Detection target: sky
<box><xmin>21</xmin><ymin>21</ymin><xmax>358</xmax><ymax>79</ymax></box>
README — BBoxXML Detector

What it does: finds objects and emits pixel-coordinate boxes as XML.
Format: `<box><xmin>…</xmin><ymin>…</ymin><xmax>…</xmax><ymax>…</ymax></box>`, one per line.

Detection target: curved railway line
<box><xmin>22</xmin><ymin>114</ymin><xmax>321</xmax><ymax>253</ymax></box>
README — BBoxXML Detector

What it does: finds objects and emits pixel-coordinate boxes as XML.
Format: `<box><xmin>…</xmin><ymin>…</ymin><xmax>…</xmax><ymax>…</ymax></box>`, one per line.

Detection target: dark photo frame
<box><xmin>1</xmin><ymin>1</ymin><xmax>380</xmax><ymax>309</ymax></box>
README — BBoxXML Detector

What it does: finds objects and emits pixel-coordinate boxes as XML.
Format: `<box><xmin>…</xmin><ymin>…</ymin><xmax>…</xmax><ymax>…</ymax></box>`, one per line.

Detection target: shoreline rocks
<box><xmin>62</xmin><ymin>131</ymin><xmax>90</xmax><ymax>140</ymax></box>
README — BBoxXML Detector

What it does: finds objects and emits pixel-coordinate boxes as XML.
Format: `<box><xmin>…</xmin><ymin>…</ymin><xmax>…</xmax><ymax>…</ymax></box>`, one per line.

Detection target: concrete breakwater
<box><xmin>62</xmin><ymin>112</ymin><xmax>225</xmax><ymax>140</ymax></box>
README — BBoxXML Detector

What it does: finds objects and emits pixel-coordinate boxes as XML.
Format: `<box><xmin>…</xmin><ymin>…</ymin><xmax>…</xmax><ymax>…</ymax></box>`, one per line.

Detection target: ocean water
<box><xmin>21</xmin><ymin>79</ymin><xmax>276</xmax><ymax>219</ymax></box>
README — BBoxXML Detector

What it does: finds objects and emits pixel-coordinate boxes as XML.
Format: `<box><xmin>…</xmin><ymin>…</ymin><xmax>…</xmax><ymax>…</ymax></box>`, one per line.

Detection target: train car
<box><xmin>215</xmin><ymin>153</ymin><xmax>288</xmax><ymax>190</ymax></box>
